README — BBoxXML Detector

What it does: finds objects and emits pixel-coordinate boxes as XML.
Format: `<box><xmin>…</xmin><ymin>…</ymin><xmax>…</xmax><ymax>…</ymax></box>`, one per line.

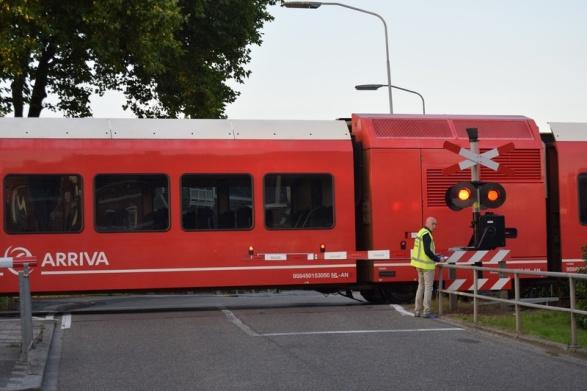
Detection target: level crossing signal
<box><xmin>445</xmin><ymin>181</ymin><xmax>506</xmax><ymax>211</ymax></box>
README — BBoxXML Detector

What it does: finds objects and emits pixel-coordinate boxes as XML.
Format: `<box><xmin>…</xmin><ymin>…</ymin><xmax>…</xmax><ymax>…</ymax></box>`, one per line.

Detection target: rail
<box><xmin>437</xmin><ymin>263</ymin><xmax>587</xmax><ymax>349</ymax></box>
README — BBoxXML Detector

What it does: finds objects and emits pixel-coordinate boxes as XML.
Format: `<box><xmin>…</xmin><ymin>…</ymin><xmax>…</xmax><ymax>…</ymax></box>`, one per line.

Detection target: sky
<box><xmin>87</xmin><ymin>1</ymin><xmax>587</xmax><ymax>132</ymax></box>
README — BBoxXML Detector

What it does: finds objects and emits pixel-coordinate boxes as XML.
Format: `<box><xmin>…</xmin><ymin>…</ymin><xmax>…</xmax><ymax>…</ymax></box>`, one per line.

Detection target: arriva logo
<box><xmin>3</xmin><ymin>246</ymin><xmax>34</xmax><ymax>276</ymax></box>
<box><xmin>3</xmin><ymin>245</ymin><xmax>110</xmax><ymax>270</ymax></box>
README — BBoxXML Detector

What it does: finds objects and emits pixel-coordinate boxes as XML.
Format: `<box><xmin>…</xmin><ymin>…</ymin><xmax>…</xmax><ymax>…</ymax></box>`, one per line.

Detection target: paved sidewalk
<box><xmin>0</xmin><ymin>318</ymin><xmax>55</xmax><ymax>391</ymax></box>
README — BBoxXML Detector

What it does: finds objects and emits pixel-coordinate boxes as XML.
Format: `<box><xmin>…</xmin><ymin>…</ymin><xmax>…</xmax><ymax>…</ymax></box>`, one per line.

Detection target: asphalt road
<box><xmin>42</xmin><ymin>292</ymin><xmax>587</xmax><ymax>391</ymax></box>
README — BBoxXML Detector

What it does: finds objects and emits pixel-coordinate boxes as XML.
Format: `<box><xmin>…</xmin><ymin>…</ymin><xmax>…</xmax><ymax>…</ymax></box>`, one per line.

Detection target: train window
<box><xmin>95</xmin><ymin>174</ymin><xmax>169</xmax><ymax>232</ymax></box>
<box><xmin>4</xmin><ymin>175</ymin><xmax>83</xmax><ymax>234</ymax></box>
<box><xmin>264</xmin><ymin>174</ymin><xmax>333</xmax><ymax>229</ymax></box>
<box><xmin>579</xmin><ymin>174</ymin><xmax>587</xmax><ymax>225</ymax></box>
<box><xmin>181</xmin><ymin>174</ymin><xmax>253</xmax><ymax>230</ymax></box>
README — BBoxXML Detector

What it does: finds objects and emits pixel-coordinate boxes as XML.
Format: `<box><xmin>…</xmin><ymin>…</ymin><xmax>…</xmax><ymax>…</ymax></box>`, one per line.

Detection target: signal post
<box><xmin>443</xmin><ymin>128</ymin><xmax>515</xmax><ymax>309</ymax></box>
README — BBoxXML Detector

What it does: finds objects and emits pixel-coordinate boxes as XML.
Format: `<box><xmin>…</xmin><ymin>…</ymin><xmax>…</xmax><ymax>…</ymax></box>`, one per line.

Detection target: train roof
<box><xmin>0</xmin><ymin>118</ymin><xmax>350</xmax><ymax>140</ymax></box>
<box><xmin>351</xmin><ymin>114</ymin><xmax>542</xmax><ymax>149</ymax></box>
<box><xmin>549</xmin><ymin>122</ymin><xmax>587</xmax><ymax>141</ymax></box>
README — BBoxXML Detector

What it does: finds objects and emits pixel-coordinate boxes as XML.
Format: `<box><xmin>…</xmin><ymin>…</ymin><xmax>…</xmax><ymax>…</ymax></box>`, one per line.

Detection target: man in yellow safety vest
<box><xmin>411</xmin><ymin>216</ymin><xmax>446</xmax><ymax>318</ymax></box>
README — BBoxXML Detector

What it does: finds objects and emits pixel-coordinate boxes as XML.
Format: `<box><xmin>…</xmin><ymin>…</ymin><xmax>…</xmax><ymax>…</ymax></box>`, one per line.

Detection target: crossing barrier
<box><xmin>445</xmin><ymin>277</ymin><xmax>511</xmax><ymax>292</ymax></box>
<box><xmin>446</xmin><ymin>249</ymin><xmax>509</xmax><ymax>264</ymax></box>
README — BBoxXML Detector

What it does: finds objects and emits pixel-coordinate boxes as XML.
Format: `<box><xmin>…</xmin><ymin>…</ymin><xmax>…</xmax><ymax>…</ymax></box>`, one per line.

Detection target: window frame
<box><xmin>579</xmin><ymin>173</ymin><xmax>587</xmax><ymax>226</ymax></box>
<box><xmin>180</xmin><ymin>173</ymin><xmax>254</xmax><ymax>232</ymax></box>
<box><xmin>3</xmin><ymin>173</ymin><xmax>84</xmax><ymax>235</ymax></box>
<box><xmin>263</xmin><ymin>173</ymin><xmax>335</xmax><ymax>231</ymax></box>
<box><xmin>93</xmin><ymin>173</ymin><xmax>171</xmax><ymax>234</ymax></box>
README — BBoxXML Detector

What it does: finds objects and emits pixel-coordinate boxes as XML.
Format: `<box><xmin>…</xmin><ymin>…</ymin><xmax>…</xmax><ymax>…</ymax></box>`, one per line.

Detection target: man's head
<box><xmin>425</xmin><ymin>216</ymin><xmax>438</xmax><ymax>232</ymax></box>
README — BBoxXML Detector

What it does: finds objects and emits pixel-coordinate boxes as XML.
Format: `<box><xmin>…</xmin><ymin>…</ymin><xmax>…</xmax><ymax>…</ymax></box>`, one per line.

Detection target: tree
<box><xmin>0</xmin><ymin>0</ymin><xmax>276</xmax><ymax>118</ymax></box>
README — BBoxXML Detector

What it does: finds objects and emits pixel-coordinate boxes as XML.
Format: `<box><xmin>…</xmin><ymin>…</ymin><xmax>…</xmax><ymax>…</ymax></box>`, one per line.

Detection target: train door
<box><xmin>365</xmin><ymin>148</ymin><xmax>423</xmax><ymax>255</ymax></box>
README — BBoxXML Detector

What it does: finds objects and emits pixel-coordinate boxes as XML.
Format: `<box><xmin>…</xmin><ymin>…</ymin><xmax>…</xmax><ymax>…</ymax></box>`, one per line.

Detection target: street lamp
<box><xmin>283</xmin><ymin>1</ymin><xmax>393</xmax><ymax>114</ymax></box>
<box><xmin>356</xmin><ymin>84</ymin><xmax>426</xmax><ymax>114</ymax></box>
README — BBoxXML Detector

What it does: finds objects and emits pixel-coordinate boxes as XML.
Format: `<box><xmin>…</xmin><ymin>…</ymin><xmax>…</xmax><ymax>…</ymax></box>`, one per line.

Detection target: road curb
<box><xmin>0</xmin><ymin>319</ymin><xmax>55</xmax><ymax>391</ymax></box>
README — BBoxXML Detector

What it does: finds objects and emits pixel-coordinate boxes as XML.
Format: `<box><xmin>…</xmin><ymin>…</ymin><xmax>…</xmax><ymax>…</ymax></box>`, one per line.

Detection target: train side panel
<box><xmin>0</xmin><ymin>119</ymin><xmax>357</xmax><ymax>293</ymax></box>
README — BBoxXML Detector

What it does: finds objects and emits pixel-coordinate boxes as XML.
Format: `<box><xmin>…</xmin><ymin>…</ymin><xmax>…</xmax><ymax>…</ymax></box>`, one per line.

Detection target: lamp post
<box><xmin>283</xmin><ymin>1</ymin><xmax>393</xmax><ymax>114</ymax></box>
<box><xmin>356</xmin><ymin>84</ymin><xmax>426</xmax><ymax>114</ymax></box>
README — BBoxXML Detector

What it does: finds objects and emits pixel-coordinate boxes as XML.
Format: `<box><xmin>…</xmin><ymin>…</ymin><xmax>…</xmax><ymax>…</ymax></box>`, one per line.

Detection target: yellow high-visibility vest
<box><xmin>410</xmin><ymin>228</ymin><xmax>437</xmax><ymax>270</ymax></box>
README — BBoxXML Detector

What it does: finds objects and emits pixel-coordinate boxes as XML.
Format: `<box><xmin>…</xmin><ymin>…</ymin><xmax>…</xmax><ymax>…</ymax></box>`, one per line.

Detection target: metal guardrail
<box><xmin>437</xmin><ymin>263</ymin><xmax>587</xmax><ymax>349</ymax></box>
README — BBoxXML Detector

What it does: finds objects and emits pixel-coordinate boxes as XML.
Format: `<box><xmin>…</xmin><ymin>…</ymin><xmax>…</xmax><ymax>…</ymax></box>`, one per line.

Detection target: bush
<box><xmin>577</xmin><ymin>245</ymin><xmax>587</xmax><ymax>329</ymax></box>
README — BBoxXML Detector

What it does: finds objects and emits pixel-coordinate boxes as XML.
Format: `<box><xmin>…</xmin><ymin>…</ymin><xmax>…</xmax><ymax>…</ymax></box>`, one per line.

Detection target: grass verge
<box><xmin>438</xmin><ymin>299</ymin><xmax>587</xmax><ymax>347</ymax></box>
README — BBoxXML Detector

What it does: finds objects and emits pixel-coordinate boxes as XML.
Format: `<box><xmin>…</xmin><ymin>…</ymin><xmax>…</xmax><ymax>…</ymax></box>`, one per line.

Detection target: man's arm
<box><xmin>422</xmin><ymin>233</ymin><xmax>441</xmax><ymax>262</ymax></box>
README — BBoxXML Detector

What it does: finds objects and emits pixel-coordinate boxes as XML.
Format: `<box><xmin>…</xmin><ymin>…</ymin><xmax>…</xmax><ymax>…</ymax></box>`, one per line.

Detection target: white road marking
<box><xmin>33</xmin><ymin>315</ymin><xmax>55</xmax><ymax>320</ymax></box>
<box><xmin>61</xmin><ymin>314</ymin><xmax>71</xmax><ymax>329</ymax></box>
<box><xmin>221</xmin><ymin>308</ymin><xmax>260</xmax><ymax>336</ymax></box>
<box><xmin>262</xmin><ymin>328</ymin><xmax>464</xmax><ymax>337</ymax></box>
<box><xmin>220</xmin><ymin>306</ymin><xmax>463</xmax><ymax>337</ymax></box>
<box><xmin>390</xmin><ymin>304</ymin><xmax>415</xmax><ymax>316</ymax></box>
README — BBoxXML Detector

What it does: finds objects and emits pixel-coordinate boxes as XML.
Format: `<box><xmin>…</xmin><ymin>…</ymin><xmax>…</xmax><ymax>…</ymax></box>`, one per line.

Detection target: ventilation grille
<box><xmin>426</xmin><ymin>149</ymin><xmax>542</xmax><ymax>206</ymax></box>
<box><xmin>453</xmin><ymin>119</ymin><xmax>533</xmax><ymax>140</ymax></box>
<box><xmin>373</xmin><ymin>119</ymin><xmax>452</xmax><ymax>138</ymax></box>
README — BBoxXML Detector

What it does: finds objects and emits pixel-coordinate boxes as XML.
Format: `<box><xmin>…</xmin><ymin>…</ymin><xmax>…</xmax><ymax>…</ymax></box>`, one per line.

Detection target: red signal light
<box><xmin>479</xmin><ymin>183</ymin><xmax>506</xmax><ymax>209</ymax></box>
<box><xmin>487</xmin><ymin>190</ymin><xmax>499</xmax><ymax>202</ymax></box>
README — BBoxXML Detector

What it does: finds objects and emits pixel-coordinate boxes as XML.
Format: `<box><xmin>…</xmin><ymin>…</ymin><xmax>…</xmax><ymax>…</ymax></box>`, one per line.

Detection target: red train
<box><xmin>0</xmin><ymin>115</ymin><xmax>585</xmax><ymax>302</ymax></box>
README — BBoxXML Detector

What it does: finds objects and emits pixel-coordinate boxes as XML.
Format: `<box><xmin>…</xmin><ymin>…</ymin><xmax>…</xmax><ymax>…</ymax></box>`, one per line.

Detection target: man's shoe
<box><xmin>422</xmin><ymin>313</ymin><xmax>438</xmax><ymax>319</ymax></box>
<box><xmin>414</xmin><ymin>312</ymin><xmax>421</xmax><ymax>317</ymax></box>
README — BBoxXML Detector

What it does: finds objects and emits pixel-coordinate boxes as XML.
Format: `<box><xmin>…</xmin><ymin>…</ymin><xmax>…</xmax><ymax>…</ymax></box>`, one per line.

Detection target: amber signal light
<box><xmin>445</xmin><ymin>182</ymin><xmax>477</xmax><ymax>211</ymax></box>
<box><xmin>458</xmin><ymin>188</ymin><xmax>472</xmax><ymax>201</ymax></box>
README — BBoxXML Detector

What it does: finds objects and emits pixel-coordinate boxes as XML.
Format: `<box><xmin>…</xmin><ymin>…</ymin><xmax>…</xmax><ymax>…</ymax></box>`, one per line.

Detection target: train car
<box><xmin>0</xmin><ymin>116</ymin><xmax>585</xmax><ymax>301</ymax></box>
<box><xmin>543</xmin><ymin>123</ymin><xmax>587</xmax><ymax>273</ymax></box>
<box><xmin>0</xmin><ymin>118</ymin><xmax>357</xmax><ymax>293</ymax></box>
<box><xmin>352</xmin><ymin>114</ymin><xmax>550</xmax><ymax>301</ymax></box>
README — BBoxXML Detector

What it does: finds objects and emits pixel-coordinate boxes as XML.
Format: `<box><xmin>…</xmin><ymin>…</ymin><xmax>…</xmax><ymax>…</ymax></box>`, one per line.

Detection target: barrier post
<box><xmin>438</xmin><ymin>264</ymin><xmax>444</xmax><ymax>316</ymax></box>
<box><xmin>19</xmin><ymin>263</ymin><xmax>34</xmax><ymax>361</ymax></box>
<box><xmin>449</xmin><ymin>266</ymin><xmax>457</xmax><ymax>311</ymax></box>
<box><xmin>569</xmin><ymin>276</ymin><xmax>577</xmax><ymax>350</ymax></box>
<box><xmin>1</xmin><ymin>257</ymin><xmax>37</xmax><ymax>362</ymax></box>
<box><xmin>499</xmin><ymin>260</ymin><xmax>508</xmax><ymax>310</ymax></box>
<box><xmin>473</xmin><ymin>270</ymin><xmax>478</xmax><ymax>323</ymax></box>
<box><xmin>514</xmin><ymin>272</ymin><xmax>520</xmax><ymax>336</ymax></box>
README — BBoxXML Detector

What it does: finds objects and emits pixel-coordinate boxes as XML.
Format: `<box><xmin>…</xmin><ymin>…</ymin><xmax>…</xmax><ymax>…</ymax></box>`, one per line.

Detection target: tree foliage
<box><xmin>0</xmin><ymin>0</ymin><xmax>275</xmax><ymax>118</ymax></box>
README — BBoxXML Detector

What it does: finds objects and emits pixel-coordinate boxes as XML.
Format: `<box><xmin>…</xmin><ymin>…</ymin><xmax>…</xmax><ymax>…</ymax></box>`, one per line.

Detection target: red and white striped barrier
<box><xmin>446</xmin><ymin>249</ymin><xmax>509</xmax><ymax>265</ymax></box>
<box><xmin>445</xmin><ymin>277</ymin><xmax>511</xmax><ymax>292</ymax></box>
<box><xmin>0</xmin><ymin>256</ymin><xmax>37</xmax><ymax>268</ymax></box>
